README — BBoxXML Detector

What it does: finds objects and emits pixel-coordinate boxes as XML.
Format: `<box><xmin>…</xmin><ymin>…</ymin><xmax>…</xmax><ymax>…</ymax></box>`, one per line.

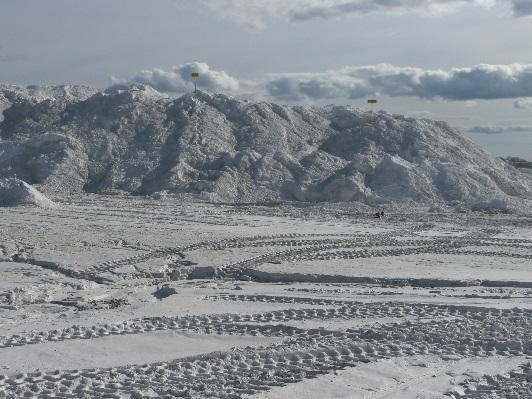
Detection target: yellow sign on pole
<box><xmin>191</xmin><ymin>72</ymin><xmax>199</xmax><ymax>92</ymax></box>
<box><xmin>367</xmin><ymin>99</ymin><xmax>377</xmax><ymax>104</ymax></box>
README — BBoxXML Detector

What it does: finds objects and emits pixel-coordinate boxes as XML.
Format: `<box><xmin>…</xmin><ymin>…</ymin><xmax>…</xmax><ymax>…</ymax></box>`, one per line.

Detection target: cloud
<box><xmin>512</xmin><ymin>0</ymin><xmax>532</xmax><ymax>17</ymax></box>
<box><xmin>194</xmin><ymin>0</ymin><xmax>276</xmax><ymax>30</ymax></box>
<box><xmin>121</xmin><ymin>62</ymin><xmax>240</xmax><ymax>94</ymax></box>
<box><xmin>468</xmin><ymin>125</ymin><xmax>532</xmax><ymax>134</ymax></box>
<box><xmin>514</xmin><ymin>98</ymin><xmax>532</xmax><ymax>109</ymax></box>
<box><xmin>118</xmin><ymin>62</ymin><xmax>532</xmax><ymax>103</ymax></box>
<box><xmin>191</xmin><ymin>0</ymin><xmax>500</xmax><ymax>29</ymax></box>
<box><xmin>406</xmin><ymin>110</ymin><xmax>434</xmax><ymax>118</ymax></box>
<box><xmin>263</xmin><ymin>63</ymin><xmax>532</xmax><ymax>101</ymax></box>
<box><xmin>288</xmin><ymin>0</ymin><xmax>496</xmax><ymax>21</ymax></box>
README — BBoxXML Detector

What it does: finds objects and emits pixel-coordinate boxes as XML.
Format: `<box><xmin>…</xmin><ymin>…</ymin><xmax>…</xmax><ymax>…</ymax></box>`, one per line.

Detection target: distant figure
<box><xmin>374</xmin><ymin>212</ymin><xmax>381</xmax><ymax>219</ymax></box>
<box><xmin>380</xmin><ymin>211</ymin><xmax>385</xmax><ymax>217</ymax></box>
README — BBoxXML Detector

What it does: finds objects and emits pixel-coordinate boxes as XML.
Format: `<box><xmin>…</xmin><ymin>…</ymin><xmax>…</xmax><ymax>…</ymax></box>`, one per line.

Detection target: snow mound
<box><xmin>1</xmin><ymin>85</ymin><xmax>532</xmax><ymax>211</ymax></box>
<box><xmin>0</xmin><ymin>84</ymin><xmax>97</xmax><ymax>122</ymax></box>
<box><xmin>0</xmin><ymin>178</ymin><xmax>55</xmax><ymax>207</ymax></box>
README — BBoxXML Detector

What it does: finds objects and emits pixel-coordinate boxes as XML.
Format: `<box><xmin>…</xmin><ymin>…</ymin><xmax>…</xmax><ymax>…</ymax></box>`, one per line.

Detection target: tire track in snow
<box><xmin>0</xmin><ymin>313</ymin><xmax>530</xmax><ymax>398</ymax></box>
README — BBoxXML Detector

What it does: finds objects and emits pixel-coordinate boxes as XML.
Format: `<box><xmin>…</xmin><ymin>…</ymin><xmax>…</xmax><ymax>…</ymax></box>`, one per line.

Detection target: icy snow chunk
<box><xmin>153</xmin><ymin>285</ymin><xmax>178</xmax><ymax>300</ymax></box>
<box><xmin>0</xmin><ymin>178</ymin><xmax>55</xmax><ymax>207</ymax></box>
<box><xmin>469</xmin><ymin>198</ymin><xmax>511</xmax><ymax>213</ymax></box>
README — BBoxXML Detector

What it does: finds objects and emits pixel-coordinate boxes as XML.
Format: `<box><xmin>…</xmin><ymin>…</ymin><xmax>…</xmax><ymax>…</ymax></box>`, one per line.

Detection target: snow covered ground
<box><xmin>0</xmin><ymin>195</ymin><xmax>531</xmax><ymax>398</ymax></box>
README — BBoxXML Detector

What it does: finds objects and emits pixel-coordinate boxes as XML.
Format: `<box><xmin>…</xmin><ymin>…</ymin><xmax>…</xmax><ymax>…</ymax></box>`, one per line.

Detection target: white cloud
<box><xmin>124</xmin><ymin>62</ymin><xmax>240</xmax><ymax>94</ymax></box>
<box><xmin>288</xmin><ymin>0</ymin><xmax>496</xmax><ymax>21</ymax></box>
<box><xmin>468</xmin><ymin>125</ymin><xmax>532</xmax><ymax>134</ymax></box>
<box><xmin>263</xmin><ymin>63</ymin><xmax>532</xmax><ymax>101</ymax></box>
<box><xmin>118</xmin><ymin>62</ymin><xmax>532</xmax><ymax>103</ymax></box>
<box><xmin>406</xmin><ymin>110</ymin><xmax>435</xmax><ymax>118</ymax></box>
<box><xmin>196</xmin><ymin>0</ymin><xmax>277</xmax><ymax>30</ymax></box>
<box><xmin>192</xmin><ymin>0</ymin><xmax>499</xmax><ymax>29</ymax></box>
<box><xmin>514</xmin><ymin>98</ymin><xmax>532</xmax><ymax>109</ymax></box>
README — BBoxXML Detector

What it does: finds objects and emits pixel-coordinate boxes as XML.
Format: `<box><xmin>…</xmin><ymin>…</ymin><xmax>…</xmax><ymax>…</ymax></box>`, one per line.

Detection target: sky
<box><xmin>1</xmin><ymin>0</ymin><xmax>532</xmax><ymax>158</ymax></box>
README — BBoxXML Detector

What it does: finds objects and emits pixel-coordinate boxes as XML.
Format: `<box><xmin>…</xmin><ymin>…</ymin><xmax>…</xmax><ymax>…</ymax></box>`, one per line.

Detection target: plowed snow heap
<box><xmin>0</xmin><ymin>178</ymin><xmax>55</xmax><ymax>207</ymax></box>
<box><xmin>1</xmin><ymin>84</ymin><xmax>531</xmax><ymax>210</ymax></box>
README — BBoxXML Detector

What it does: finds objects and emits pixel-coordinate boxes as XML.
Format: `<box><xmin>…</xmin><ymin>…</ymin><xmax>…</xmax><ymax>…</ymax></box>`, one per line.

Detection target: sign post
<box><xmin>191</xmin><ymin>72</ymin><xmax>200</xmax><ymax>93</ymax></box>
<box><xmin>367</xmin><ymin>99</ymin><xmax>377</xmax><ymax>113</ymax></box>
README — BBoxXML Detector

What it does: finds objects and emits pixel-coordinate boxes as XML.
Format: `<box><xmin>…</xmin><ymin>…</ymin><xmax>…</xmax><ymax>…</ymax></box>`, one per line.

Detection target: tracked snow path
<box><xmin>451</xmin><ymin>362</ymin><xmax>532</xmax><ymax>398</ymax></box>
<box><xmin>0</xmin><ymin>196</ymin><xmax>531</xmax><ymax>398</ymax></box>
<box><xmin>257</xmin><ymin>356</ymin><xmax>529</xmax><ymax>399</ymax></box>
<box><xmin>0</xmin><ymin>307</ymin><xmax>530</xmax><ymax>397</ymax></box>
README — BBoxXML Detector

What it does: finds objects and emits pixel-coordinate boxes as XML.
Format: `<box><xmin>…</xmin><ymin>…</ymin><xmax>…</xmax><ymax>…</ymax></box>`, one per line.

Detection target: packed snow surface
<box><xmin>0</xmin><ymin>196</ymin><xmax>531</xmax><ymax>398</ymax></box>
<box><xmin>0</xmin><ymin>177</ymin><xmax>55</xmax><ymax>207</ymax></box>
<box><xmin>1</xmin><ymin>84</ymin><xmax>531</xmax><ymax>210</ymax></box>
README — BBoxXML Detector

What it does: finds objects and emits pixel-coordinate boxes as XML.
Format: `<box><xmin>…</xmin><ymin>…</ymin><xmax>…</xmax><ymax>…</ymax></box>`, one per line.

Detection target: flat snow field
<box><xmin>0</xmin><ymin>194</ymin><xmax>531</xmax><ymax>398</ymax></box>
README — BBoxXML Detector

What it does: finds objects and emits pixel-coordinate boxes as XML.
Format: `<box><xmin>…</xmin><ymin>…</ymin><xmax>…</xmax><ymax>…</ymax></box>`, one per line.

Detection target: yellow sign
<box><xmin>191</xmin><ymin>72</ymin><xmax>200</xmax><ymax>78</ymax></box>
<box><xmin>367</xmin><ymin>99</ymin><xmax>377</xmax><ymax>104</ymax></box>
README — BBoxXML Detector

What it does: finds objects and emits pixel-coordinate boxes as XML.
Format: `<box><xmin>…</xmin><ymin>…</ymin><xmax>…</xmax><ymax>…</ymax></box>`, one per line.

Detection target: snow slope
<box><xmin>1</xmin><ymin>84</ymin><xmax>531</xmax><ymax>209</ymax></box>
<box><xmin>0</xmin><ymin>178</ymin><xmax>55</xmax><ymax>207</ymax></box>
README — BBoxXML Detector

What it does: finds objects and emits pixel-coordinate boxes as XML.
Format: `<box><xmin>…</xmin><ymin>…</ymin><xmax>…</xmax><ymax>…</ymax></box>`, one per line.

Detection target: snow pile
<box><xmin>505</xmin><ymin>157</ymin><xmax>532</xmax><ymax>169</ymax></box>
<box><xmin>0</xmin><ymin>178</ymin><xmax>55</xmax><ymax>207</ymax></box>
<box><xmin>0</xmin><ymin>84</ymin><xmax>98</xmax><ymax>123</ymax></box>
<box><xmin>504</xmin><ymin>157</ymin><xmax>532</xmax><ymax>178</ymax></box>
<box><xmin>1</xmin><ymin>84</ymin><xmax>532</xmax><ymax>211</ymax></box>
